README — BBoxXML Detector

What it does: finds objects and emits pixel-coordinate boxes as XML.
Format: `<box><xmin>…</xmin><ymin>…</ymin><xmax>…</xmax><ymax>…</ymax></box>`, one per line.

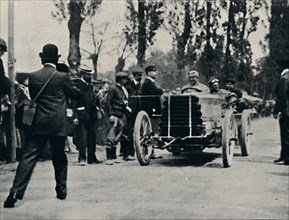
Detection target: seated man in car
<box><xmin>181</xmin><ymin>70</ymin><xmax>209</xmax><ymax>93</ymax></box>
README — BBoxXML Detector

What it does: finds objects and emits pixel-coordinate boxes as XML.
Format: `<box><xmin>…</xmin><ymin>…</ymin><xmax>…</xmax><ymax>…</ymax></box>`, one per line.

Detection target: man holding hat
<box><xmin>105</xmin><ymin>71</ymin><xmax>131</xmax><ymax>165</ymax></box>
<box><xmin>273</xmin><ymin>59</ymin><xmax>289</xmax><ymax>165</ymax></box>
<box><xmin>181</xmin><ymin>70</ymin><xmax>208</xmax><ymax>93</ymax></box>
<box><xmin>0</xmin><ymin>37</ymin><xmax>11</xmax><ymax>163</ymax></box>
<box><xmin>4</xmin><ymin>43</ymin><xmax>80</xmax><ymax>208</ymax></box>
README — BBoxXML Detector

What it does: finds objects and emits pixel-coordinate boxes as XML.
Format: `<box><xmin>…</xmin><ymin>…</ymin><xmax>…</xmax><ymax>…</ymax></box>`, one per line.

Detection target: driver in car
<box><xmin>181</xmin><ymin>70</ymin><xmax>208</xmax><ymax>93</ymax></box>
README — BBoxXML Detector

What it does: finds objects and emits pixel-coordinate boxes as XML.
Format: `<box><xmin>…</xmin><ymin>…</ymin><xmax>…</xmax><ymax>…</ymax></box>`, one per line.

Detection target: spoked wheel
<box><xmin>222</xmin><ymin>110</ymin><xmax>236</xmax><ymax>168</ymax></box>
<box><xmin>240</xmin><ymin>110</ymin><xmax>252</xmax><ymax>156</ymax></box>
<box><xmin>134</xmin><ymin>111</ymin><xmax>153</xmax><ymax>166</ymax></box>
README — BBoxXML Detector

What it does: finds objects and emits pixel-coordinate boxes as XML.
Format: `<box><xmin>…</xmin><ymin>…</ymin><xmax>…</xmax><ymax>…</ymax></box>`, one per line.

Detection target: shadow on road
<box><xmin>268</xmin><ymin>171</ymin><xmax>289</xmax><ymax>177</ymax></box>
<box><xmin>152</xmin><ymin>151</ymin><xmax>221</xmax><ymax>168</ymax></box>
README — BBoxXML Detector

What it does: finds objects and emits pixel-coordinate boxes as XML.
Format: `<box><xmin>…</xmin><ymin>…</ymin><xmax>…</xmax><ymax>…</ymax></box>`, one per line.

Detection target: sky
<box><xmin>0</xmin><ymin>0</ymin><xmax>269</xmax><ymax>74</ymax></box>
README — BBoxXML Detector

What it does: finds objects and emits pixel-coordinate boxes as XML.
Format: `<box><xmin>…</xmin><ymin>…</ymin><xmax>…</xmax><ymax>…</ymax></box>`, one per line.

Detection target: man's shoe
<box><xmin>275</xmin><ymin>160</ymin><xmax>289</xmax><ymax>165</ymax></box>
<box><xmin>88</xmin><ymin>160</ymin><xmax>102</xmax><ymax>164</ymax></box>
<box><xmin>113</xmin><ymin>158</ymin><xmax>124</xmax><ymax>163</ymax></box>
<box><xmin>105</xmin><ymin>159</ymin><xmax>114</xmax><ymax>165</ymax></box>
<box><xmin>4</xmin><ymin>193</ymin><xmax>18</xmax><ymax>208</ymax></box>
<box><xmin>274</xmin><ymin>158</ymin><xmax>283</xmax><ymax>163</ymax></box>
<box><xmin>56</xmin><ymin>193</ymin><xmax>66</xmax><ymax>200</ymax></box>
<box><xmin>79</xmin><ymin>161</ymin><xmax>86</xmax><ymax>166</ymax></box>
<box><xmin>124</xmin><ymin>155</ymin><xmax>135</xmax><ymax>161</ymax></box>
<box><xmin>150</xmin><ymin>152</ymin><xmax>163</xmax><ymax>159</ymax></box>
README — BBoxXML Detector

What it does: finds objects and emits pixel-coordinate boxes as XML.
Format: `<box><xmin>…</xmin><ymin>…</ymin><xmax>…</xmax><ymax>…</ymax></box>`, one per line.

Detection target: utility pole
<box><xmin>7</xmin><ymin>0</ymin><xmax>16</xmax><ymax>162</ymax></box>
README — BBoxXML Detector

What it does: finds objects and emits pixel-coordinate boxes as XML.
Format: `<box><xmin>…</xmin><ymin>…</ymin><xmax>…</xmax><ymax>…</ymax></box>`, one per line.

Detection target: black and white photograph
<box><xmin>0</xmin><ymin>0</ymin><xmax>288</xmax><ymax>219</ymax></box>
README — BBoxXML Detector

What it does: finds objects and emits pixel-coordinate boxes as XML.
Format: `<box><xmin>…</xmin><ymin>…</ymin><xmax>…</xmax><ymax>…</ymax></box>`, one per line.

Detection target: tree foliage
<box><xmin>52</xmin><ymin>0</ymin><xmax>102</xmax><ymax>71</ymax></box>
<box><xmin>125</xmin><ymin>0</ymin><xmax>164</xmax><ymax>67</ymax></box>
<box><xmin>257</xmin><ymin>0</ymin><xmax>289</xmax><ymax>99</ymax></box>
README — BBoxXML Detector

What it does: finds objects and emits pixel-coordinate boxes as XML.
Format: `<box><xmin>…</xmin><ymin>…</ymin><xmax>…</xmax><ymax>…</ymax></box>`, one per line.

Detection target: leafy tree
<box><xmin>81</xmin><ymin>22</ymin><xmax>108</xmax><ymax>79</ymax></box>
<box><xmin>164</xmin><ymin>0</ymin><xmax>205</xmax><ymax>70</ymax></box>
<box><xmin>126</xmin><ymin>0</ymin><xmax>164</xmax><ymax>67</ymax></box>
<box><xmin>146</xmin><ymin>50</ymin><xmax>185</xmax><ymax>90</ymax></box>
<box><xmin>52</xmin><ymin>0</ymin><xmax>102</xmax><ymax>71</ymax></box>
<box><xmin>115</xmin><ymin>0</ymin><xmax>139</xmax><ymax>73</ymax></box>
<box><xmin>196</xmin><ymin>0</ymin><xmax>225</xmax><ymax>82</ymax></box>
<box><xmin>259</xmin><ymin>0</ymin><xmax>289</xmax><ymax>99</ymax></box>
<box><xmin>222</xmin><ymin>0</ymin><xmax>265</xmax><ymax>93</ymax></box>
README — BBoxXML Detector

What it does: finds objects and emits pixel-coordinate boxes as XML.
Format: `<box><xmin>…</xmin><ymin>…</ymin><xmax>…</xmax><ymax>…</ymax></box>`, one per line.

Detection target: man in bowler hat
<box><xmin>4</xmin><ymin>43</ymin><xmax>79</xmax><ymax>208</ymax></box>
<box><xmin>273</xmin><ymin>59</ymin><xmax>289</xmax><ymax>165</ymax></box>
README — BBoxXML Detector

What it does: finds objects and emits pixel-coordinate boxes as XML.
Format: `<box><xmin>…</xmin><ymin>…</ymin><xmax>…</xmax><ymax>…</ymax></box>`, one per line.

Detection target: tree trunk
<box><xmin>176</xmin><ymin>1</ymin><xmax>191</xmax><ymax>69</ymax></box>
<box><xmin>91</xmin><ymin>54</ymin><xmax>98</xmax><ymax>80</ymax></box>
<box><xmin>67</xmin><ymin>1</ymin><xmax>83</xmax><ymax>72</ymax></box>
<box><xmin>136</xmin><ymin>0</ymin><xmax>146</xmax><ymax>67</ymax></box>
<box><xmin>225</xmin><ymin>0</ymin><xmax>234</xmax><ymax>57</ymax></box>
<box><xmin>222</xmin><ymin>0</ymin><xmax>235</xmax><ymax>79</ymax></box>
<box><xmin>115</xmin><ymin>57</ymin><xmax>126</xmax><ymax>73</ymax></box>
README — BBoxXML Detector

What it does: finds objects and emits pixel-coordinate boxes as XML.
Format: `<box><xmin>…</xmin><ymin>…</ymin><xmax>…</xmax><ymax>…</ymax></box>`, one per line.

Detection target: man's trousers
<box><xmin>279</xmin><ymin>114</ymin><xmax>289</xmax><ymax>162</ymax></box>
<box><xmin>9</xmin><ymin>134</ymin><xmax>67</xmax><ymax>199</ymax></box>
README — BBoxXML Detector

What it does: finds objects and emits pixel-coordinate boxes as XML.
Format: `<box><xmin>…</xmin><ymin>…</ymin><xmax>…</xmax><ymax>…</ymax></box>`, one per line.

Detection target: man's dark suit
<box><xmin>274</xmin><ymin>72</ymin><xmax>289</xmax><ymax>163</ymax></box>
<box><xmin>8</xmin><ymin>64</ymin><xmax>79</xmax><ymax>199</ymax></box>
<box><xmin>140</xmin><ymin>77</ymin><xmax>163</xmax><ymax>117</ymax></box>
<box><xmin>71</xmin><ymin>78</ymin><xmax>99</xmax><ymax>164</ymax></box>
<box><xmin>0</xmin><ymin>58</ymin><xmax>11</xmax><ymax>162</ymax></box>
<box><xmin>121</xmin><ymin>79</ymin><xmax>141</xmax><ymax>158</ymax></box>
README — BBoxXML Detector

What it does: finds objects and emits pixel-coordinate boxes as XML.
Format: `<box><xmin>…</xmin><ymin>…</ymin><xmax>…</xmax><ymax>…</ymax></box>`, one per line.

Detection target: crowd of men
<box><xmin>1</xmin><ymin>39</ymin><xmax>289</xmax><ymax>208</ymax></box>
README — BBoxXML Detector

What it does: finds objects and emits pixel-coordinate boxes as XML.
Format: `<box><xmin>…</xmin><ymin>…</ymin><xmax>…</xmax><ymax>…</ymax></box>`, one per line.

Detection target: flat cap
<box><xmin>116</xmin><ymin>71</ymin><xmax>129</xmax><ymax>79</ymax></box>
<box><xmin>92</xmin><ymin>79</ymin><xmax>104</xmax><ymax>84</ymax></box>
<box><xmin>209</xmin><ymin>78</ymin><xmax>219</xmax><ymax>85</ymax></box>
<box><xmin>145</xmin><ymin>65</ymin><xmax>157</xmax><ymax>72</ymax></box>
<box><xmin>188</xmin><ymin>70</ymin><xmax>199</xmax><ymax>77</ymax></box>
<box><xmin>132</xmin><ymin>68</ymin><xmax>143</xmax><ymax>75</ymax></box>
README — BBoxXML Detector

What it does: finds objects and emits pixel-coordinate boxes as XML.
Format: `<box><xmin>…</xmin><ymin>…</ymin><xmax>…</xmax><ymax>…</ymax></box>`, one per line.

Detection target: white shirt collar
<box><xmin>147</xmin><ymin>76</ymin><xmax>155</xmax><ymax>82</ymax></box>
<box><xmin>44</xmin><ymin>63</ymin><xmax>56</xmax><ymax>68</ymax></box>
<box><xmin>134</xmin><ymin>79</ymin><xmax>140</xmax><ymax>85</ymax></box>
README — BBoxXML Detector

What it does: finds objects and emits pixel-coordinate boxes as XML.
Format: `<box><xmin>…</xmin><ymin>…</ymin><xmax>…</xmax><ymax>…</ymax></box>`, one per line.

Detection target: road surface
<box><xmin>0</xmin><ymin>117</ymin><xmax>288</xmax><ymax>219</ymax></box>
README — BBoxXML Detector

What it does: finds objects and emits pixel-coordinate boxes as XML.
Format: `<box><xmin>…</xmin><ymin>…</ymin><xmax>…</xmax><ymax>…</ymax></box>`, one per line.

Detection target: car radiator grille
<box><xmin>160</xmin><ymin>95</ymin><xmax>203</xmax><ymax>138</ymax></box>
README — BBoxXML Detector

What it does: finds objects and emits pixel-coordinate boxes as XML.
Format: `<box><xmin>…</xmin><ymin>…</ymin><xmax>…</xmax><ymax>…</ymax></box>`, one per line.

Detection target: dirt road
<box><xmin>0</xmin><ymin>117</ymin><xmax>288</xmax><ymax>219</ymax></box>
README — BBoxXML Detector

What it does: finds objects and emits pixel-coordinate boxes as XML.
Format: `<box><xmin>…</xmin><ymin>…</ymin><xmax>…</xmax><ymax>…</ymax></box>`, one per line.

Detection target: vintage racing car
<box><xmin>133</xmin><ymin>92</ymin><xmax>252</xmax><ymax>168</ymax></box>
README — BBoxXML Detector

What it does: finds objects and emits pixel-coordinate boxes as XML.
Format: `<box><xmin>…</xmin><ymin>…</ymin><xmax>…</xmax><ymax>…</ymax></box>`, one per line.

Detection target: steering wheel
<box><xmin>181</xmin><ymin>87</ymin><xmax>203</xmax><ymax>94</ymax></box>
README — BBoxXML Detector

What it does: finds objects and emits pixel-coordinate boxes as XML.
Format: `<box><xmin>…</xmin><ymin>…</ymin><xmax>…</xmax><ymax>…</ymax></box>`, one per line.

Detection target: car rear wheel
<box><xmin>240</xmin><ymin>110</ymin><xmax>252</xmax><ymax>156</ymax></box>
<box><xmin>134</xmin><ymin>111</ymin><xmax>152</xmax><ymax>166</ymax></box>
<box><xmin>222</xmin><ymin>110</ymin><xmax>235</xmax><ymax>167</ymax></box>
